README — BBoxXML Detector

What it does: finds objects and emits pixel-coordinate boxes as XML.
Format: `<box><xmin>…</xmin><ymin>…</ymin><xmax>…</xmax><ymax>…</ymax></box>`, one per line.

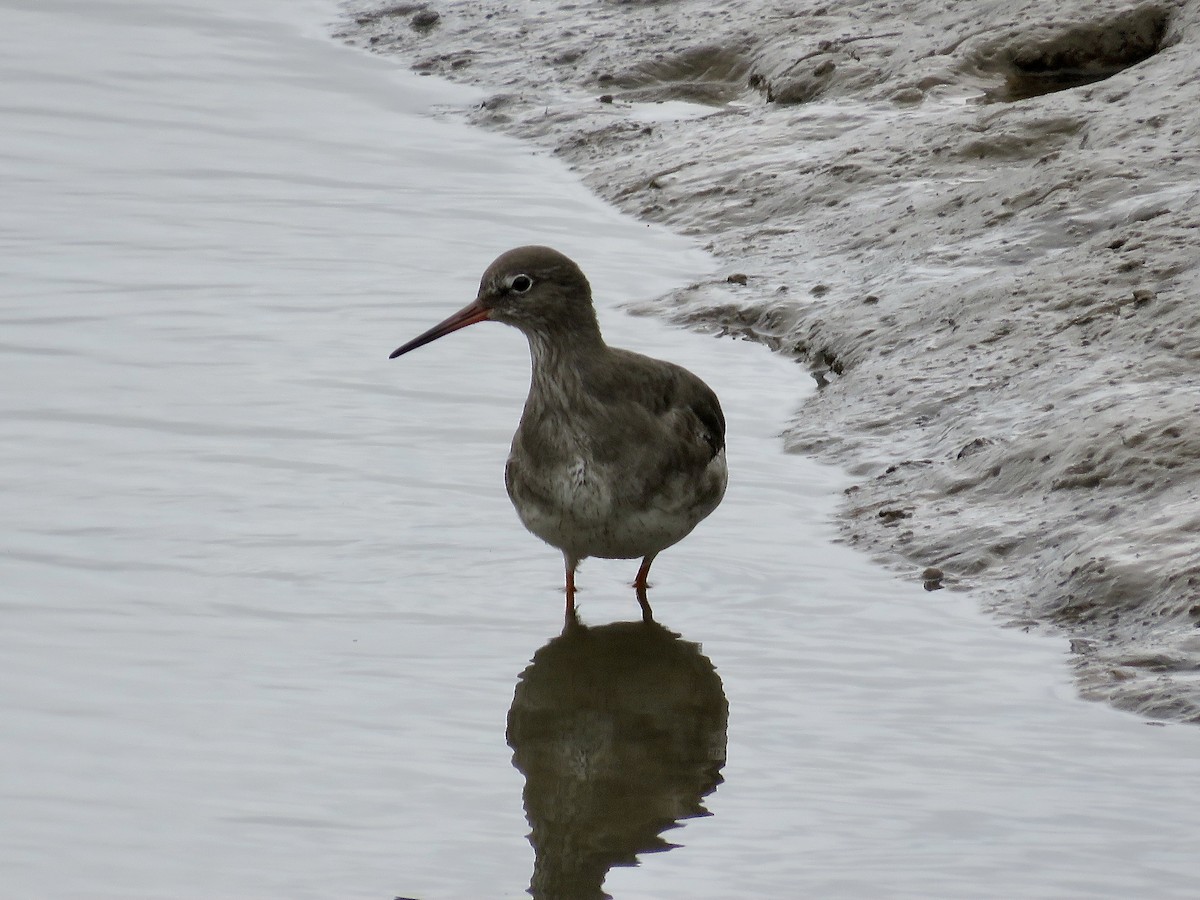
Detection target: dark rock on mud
<box><xmin>410</xmin><ymin>9</ymin><xmax>440</xmax><ymax>30</ymax></box>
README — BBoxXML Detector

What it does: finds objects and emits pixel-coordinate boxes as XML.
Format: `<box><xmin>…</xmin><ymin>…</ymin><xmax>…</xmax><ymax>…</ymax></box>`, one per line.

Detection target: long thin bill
<box><xmin>389</xmin><ymin>300</ymin><xmax>490</xmax><ymax>359</ymax></box>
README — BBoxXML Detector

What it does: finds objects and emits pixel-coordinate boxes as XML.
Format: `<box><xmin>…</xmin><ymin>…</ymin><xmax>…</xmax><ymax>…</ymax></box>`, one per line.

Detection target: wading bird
<box><xmin>390</xmin><ymin>246</ymin><xmax>726</xmax><ymax>621</ymax></box>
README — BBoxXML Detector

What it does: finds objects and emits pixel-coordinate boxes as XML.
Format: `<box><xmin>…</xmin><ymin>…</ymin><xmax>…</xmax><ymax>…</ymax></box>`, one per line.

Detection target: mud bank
<box><xmin>338</xmin><ymin>0</ymin><xmax>1200</xmax><ymax>721</ymax></box>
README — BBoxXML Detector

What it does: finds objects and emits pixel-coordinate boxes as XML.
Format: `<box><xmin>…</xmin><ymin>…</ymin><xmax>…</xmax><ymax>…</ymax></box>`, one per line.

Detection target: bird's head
<box><xmin>389</xmin><ymin>245</ymin><xmax>598</xmax><ymax>359</ymax></box>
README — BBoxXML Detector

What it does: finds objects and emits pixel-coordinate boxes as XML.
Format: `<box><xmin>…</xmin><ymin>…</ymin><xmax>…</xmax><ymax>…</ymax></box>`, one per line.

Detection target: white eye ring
<box><xmin>509</xmin><ymin>274</ymin><xmax>533</xmax><ymax>294</ymax></box>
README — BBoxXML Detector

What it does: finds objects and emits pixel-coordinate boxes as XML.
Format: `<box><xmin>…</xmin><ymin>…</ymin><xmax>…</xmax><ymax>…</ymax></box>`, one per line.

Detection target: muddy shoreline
<box><xmin>337</xmin><ymin>0</ymin><xmax>1200</xmax><ymax>721</ymax></box>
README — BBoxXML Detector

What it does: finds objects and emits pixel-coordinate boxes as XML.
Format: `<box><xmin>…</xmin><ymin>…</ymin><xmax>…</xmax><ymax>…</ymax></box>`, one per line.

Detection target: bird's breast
<box><xmin>507</xmin><ymin>447</ymin><xmax>611</xmax><ymax>517</ymax></box>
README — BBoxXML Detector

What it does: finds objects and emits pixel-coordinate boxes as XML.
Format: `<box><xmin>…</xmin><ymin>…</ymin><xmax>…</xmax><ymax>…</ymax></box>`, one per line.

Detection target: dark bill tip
<box><xmin>389</xmin><ymin>300</ymin><xmax>490</xmax><ymax>359</ymax></box>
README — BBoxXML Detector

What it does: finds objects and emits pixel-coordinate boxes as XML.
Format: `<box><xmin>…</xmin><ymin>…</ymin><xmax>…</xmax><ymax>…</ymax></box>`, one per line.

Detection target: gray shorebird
<box><xmin>389</xmin><ymin>246</ymin><xmax>727</xmax><ymax>621</ymax></box>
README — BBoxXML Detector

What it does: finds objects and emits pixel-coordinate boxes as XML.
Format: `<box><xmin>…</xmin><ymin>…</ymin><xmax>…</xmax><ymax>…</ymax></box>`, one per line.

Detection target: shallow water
<box><xmin>3</xmin><ymin>1</ymin><xmax>1200</xmax><ymax>898</ymax></box>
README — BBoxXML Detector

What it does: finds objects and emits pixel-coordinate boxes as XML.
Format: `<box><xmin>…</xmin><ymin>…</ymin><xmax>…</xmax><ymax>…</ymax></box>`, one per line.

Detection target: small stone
<box><xmin>956</xmin><ymin>437</ymin><xmax>994</xmax><ymax>459</ymax></box>
<box><xmin>411</xmin><ymin>9</ymin><xmax>440</xmax><ymax>28</ymax></box>
<box><xmin>922</xmin><ymin>566</ymin><xmax>944</xmax><ymax>591</ymax></box>
<box><xmin>726</xmin><ymin>273</ymin><xmax>748</xmax><ymax>285</ymax></box>
<box><xmin>598</xmin><ymin>94</ymin><xmax>614</xmax><ymax>104</ymax></box>
<box><xmin>892</xmin><ymin>87</ymin><xmax>924</xmax><ymax>104</ymax></box>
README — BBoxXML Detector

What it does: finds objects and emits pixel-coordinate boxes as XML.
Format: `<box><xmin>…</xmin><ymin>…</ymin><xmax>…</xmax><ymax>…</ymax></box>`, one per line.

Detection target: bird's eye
<box><xmin>509</xmin><ymin>274</ymin><xmax>533</xmax><ymax>294</ymax></box>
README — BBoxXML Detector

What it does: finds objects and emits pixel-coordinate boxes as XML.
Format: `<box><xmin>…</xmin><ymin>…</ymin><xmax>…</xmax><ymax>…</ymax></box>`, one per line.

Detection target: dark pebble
<box><xmin>411</xmin><ymin>9</ymin><xmax>440</xmax><ymax>28</ymax></box>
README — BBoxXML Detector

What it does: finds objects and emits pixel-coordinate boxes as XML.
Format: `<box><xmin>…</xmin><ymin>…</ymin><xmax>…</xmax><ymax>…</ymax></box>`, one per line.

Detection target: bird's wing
<box><xmin>687</xmin><ymin>375</ymin><xmax>726</xmax><ymax>460</ymax></box>
<box><xmin>588</xmin><ymin>348</ymin><xmax>725</xmax><ymax>467</ymax></box>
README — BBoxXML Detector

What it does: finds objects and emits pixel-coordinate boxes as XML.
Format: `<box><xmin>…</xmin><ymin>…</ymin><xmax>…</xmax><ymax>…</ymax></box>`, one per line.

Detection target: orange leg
<box><xmin>633</xmin><ymin>554</ymin><xmax>656</xmax><ymax>591</ymax></box>
<box><xmin>564</xmin><ymin>554</ymin><xmax>579</xmax><ymax>623</ymax></box>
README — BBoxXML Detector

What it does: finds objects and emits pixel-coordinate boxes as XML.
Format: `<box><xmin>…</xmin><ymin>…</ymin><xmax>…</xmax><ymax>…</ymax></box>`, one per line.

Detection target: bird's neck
<box><xmin>524</xmin><ymin>321</ymin><xmax>607</xmax><ymax>404</ymax></box>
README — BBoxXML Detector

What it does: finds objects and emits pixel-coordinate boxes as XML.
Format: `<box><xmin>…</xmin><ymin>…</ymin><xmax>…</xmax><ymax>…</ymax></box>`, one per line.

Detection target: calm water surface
<box><xmin>3</xmin><ymin>2</ymin><xmax>1200</xmax><ymax>898</ymax></box>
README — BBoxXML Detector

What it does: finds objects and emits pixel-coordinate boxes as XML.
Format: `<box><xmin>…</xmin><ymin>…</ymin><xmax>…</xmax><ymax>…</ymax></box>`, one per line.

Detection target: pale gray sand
<box><xmin>339</xmin><ymin>0</ymin><xmax>1200</xmax><ymax>720</ymax></box>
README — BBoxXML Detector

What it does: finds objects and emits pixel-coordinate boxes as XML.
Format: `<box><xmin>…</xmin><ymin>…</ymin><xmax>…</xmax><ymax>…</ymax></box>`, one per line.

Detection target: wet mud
<box><xmin>337</xmin><ymin>0</ymin><xmax>1200</xmax><ymax>721</ymax></box>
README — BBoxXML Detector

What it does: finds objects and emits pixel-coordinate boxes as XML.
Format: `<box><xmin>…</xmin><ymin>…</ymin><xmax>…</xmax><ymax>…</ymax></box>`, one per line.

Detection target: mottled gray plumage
<box><xmin>390</xmin><ymin>246</ymin><xmax>727</xmax><ymax>620</ymax></box>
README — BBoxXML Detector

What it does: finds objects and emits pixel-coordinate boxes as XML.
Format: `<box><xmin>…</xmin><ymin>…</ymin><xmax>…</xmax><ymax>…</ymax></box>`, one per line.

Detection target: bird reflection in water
<box><xmin>507</xmin><ymin>617</ymin><xmax>728</xmax><ymax>899</ymax></box>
